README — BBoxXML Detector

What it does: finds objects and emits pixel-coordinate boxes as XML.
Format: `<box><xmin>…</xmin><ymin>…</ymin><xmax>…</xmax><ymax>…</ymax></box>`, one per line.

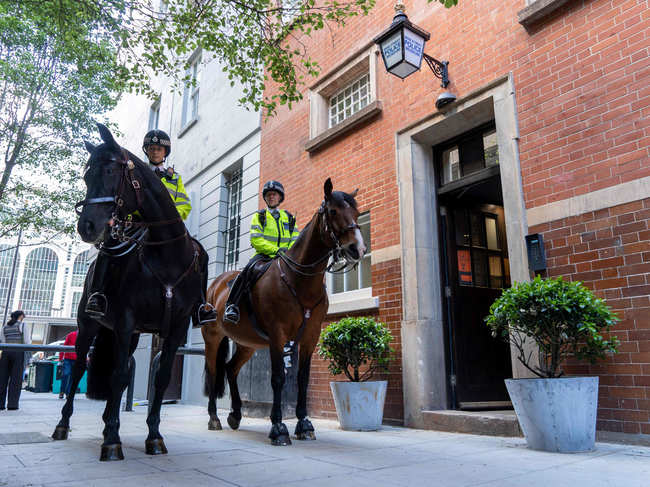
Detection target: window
<box><xmin>0</xmin><ymin>244</ymin><xmax>19</xmax><ymax>318</ymax></box>
<box><xmin>59</xmin><ymin>268</ymin><xmax>69</xmax><ymax>310</ymax></box>
<box><xmin>148</xmin><ymin>99</ymin><xmax>160</xmax><ymax>131</ymax></box>
<box><xmin>329</xmin><ymin>73</ymin><xmax>371</xmax><ymax>128</ymax></box>
<box><xmin>181</xmin><ymin>54</ymin><xmax>201</xmax><ymax>129</ymax></box>
<box><xmin>18</xmin><ymin>247</ymin><xmax>59</xmax><ymax>316</ymax></box>
<box><xmin>329</xmin><ymin>212</ymin><xmax>371</xmax><ymax>294</ymax></box>
<box><xmin>72</xmin><ymin>250</ymin><xmax>91</xmax><ymax>287</ymax></box>
<box><xmin>70</xmin><ymin>291</ymin><xmax>83</xmax><ymax>318</ymax></box>
<box><xmin>225</xmin><ymin>167</ymin><xmax>243</xmax><ymax>271</ymax></box>
<box><xmin>438</xmin><ymin>124</ymin><xmax>499</xmax><ymax>185</ymax></box>
<box><xmin>454</xmin><ymin>210</ymin><xmax>509</xmax><ymax>289</ymax></box>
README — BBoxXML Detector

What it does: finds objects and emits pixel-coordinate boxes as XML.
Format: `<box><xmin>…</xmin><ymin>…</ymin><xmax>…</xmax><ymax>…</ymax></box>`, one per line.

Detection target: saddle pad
<box><xmin>248</xmin><ymin>258</ymin><xmax>273</xmax><ymax>288</ymax></box>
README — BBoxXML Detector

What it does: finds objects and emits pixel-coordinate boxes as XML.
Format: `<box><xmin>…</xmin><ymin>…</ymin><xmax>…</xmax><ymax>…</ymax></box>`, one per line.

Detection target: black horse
<box><xmin>52</xmin><ymin>123</ymin><xmax>209</xmax><ymax>461</ymax></box>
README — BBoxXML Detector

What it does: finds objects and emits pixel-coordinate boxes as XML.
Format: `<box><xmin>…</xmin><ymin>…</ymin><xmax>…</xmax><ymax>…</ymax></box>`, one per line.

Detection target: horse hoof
<box><xmin>296</xmin><ymin>431</ymin><xmax>316</xmax><ymax>441</ymax></box>
<box><xmin>51</xmin><ymin>426</ymin><xmax>69</xmax><ymax>441</ymax></box>
<box><xmin>100</xmin><ymin>443</ymin><xmax>124</xmax><ymax>461</ymax></box>
<box><xmin>227</xmin><ymin>413</ymin><xmax>241</xmax><ymax>430</ymax></box>
<box><xmin>208</xmin><ymin>418</ymin><xmax>222</xmax><ymax>431</ymax></box>
<box><xmin>145</xmin><ymin>438</ymin><xmax>168</xmax><ymax>455</ymax></box>
<box><xmin>271</xmin><ymin>434</ymin><xmax>292</xmax><ymax>446</ymax></box>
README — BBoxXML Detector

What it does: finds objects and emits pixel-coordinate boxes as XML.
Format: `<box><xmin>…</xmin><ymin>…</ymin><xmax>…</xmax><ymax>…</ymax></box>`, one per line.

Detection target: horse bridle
<box><xmin>277</xmin><ymin>200</ymin><xmax>361</xmax><ymax>276</ymax></box>
<box><xmin>75</xmin><ymin>150</ymin><xmax>184</xmax><ymax>246</ymax></box>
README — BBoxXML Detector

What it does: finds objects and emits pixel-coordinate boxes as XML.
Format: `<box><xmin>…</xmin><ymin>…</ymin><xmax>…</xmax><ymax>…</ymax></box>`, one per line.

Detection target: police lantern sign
<box><xmin>374</xmin><ymin>4</ymin><xmax>450</xmax><ymax>88</ymax></box>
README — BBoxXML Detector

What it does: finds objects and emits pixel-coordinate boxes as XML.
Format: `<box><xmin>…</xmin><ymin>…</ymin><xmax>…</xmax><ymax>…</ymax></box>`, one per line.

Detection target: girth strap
<box><xmin>276</xmin><ymin>259</ymin><xmax>326</xmax><ymax>357</ymax></box>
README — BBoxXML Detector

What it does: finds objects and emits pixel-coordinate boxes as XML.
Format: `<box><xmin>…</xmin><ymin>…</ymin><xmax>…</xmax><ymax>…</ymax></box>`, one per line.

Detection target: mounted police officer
<box><xmin>223</xmin><ymin>180</ymin><xmax>300</xmax><ymax>324</ymax></box>
<box><xmin>85</xmin><ymin>130</ymin><xmax>216</xmax><ymax>323</ymax></box>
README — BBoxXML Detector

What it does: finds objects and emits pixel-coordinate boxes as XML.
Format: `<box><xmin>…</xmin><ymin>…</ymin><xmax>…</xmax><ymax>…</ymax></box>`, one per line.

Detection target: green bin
<box><xmin>52</xmin><ymin>362</ymin><xmax>87</xmax><ymax>394</ymax></box>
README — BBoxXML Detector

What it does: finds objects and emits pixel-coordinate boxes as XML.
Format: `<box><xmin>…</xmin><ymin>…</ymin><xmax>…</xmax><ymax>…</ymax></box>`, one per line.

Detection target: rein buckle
<box><xmin>132</xmin><ymin>180</ymin><xmax>141</xmax><ymax>190</ymax></box>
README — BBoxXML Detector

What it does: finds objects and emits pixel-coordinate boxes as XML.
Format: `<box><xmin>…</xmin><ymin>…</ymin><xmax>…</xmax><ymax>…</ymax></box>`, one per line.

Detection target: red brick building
<box><xmin>260</xmin><ymin>0</ymin><xmax>650</xmax><ymax>436</ymax></box>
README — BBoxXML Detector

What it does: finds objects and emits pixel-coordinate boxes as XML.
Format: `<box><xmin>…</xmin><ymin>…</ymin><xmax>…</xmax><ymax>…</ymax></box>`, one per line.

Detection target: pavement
<box><xmin>1</xmin><ymin>392</ymin><xmax>649</xmax><ymax>487</ymax></box>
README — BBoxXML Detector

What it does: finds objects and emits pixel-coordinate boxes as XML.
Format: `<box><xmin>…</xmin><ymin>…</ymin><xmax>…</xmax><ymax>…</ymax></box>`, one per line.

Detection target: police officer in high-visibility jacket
<box><xmin>223</xmin><ymin>180</ymin><xmax>299</xmax><ymax>324</ymax></box>
<box><xmin>85</xmin><ymin>130</ymin><xmax>216</xmax><ymax>323</ymax></box>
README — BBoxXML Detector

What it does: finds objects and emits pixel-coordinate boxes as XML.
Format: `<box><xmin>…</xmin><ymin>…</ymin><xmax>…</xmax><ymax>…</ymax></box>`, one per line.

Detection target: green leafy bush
<box><xmin>318</xmin><ymin>317</ymin><xmax>393</xmax><ymax>382</ymax></box>
<box><xmin>486</xmin><ymin>276</ymin><xmax>619</xmax><ymax>378</ymax></box>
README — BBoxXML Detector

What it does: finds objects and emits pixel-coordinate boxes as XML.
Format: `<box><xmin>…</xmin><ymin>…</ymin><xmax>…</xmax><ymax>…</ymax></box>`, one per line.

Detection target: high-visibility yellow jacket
<box><xmin>250</xmin><ymin>208</ymin><xmax>299</xmax><ymax>257</ymax></box>
<box><xmin>160</xmin><ymin>172</ymin><xmax>192</xmax><ymax>221</ymax></box>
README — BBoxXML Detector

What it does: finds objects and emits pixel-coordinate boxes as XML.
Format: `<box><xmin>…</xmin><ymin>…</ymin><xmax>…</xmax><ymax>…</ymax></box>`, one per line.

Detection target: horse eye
<box><xmin>329</xmin><ymin>208</ymin><xmax>337</xmax><ymax>216</ymax></box>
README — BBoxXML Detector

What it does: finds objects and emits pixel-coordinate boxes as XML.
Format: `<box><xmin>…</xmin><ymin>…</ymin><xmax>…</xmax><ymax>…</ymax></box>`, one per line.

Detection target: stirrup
<box><xmin>85</xmin><ymin>292</ymin><xmax>107</xmax><ymax>317</ymax></box>
<box><xmin>197</xmin><ymin>303</ymin><xmax>217</xmax><ymax>325</ymax></box>
<box><xmin>223</xmin><ymin>304</ymin><xmax>240</xmax><ymax>325</ymax></box>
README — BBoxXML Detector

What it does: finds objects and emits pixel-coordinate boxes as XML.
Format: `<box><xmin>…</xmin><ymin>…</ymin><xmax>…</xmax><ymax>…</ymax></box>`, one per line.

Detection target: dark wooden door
<box><xmin>441</xmin><ymin>202</ymin><xmax>512</xmax><ymax>408</ymax></box>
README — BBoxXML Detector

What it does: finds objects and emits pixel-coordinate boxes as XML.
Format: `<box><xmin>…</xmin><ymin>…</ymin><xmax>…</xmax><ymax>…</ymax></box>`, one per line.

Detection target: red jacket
<box><xmin>60</xmin><ymin>331</ymin><xmax>77</xmax><ymax>361</ymax></box>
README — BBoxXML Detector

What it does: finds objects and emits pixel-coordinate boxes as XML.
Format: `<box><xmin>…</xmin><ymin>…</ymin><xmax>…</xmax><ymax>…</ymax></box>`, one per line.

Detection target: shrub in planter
<box><xmin>318</xmin><ymin>316</ymin><xmax>393</xmax><ymax>430</ymax></box>
<box><xmin>486</xmin><ymin>276</ymin><xmax>619</xmax><ymax>378</ymax></box>
<box><xmin>486</xmin><ymin>276</ymin><xmax>619</xmax><ymax>452</ymax></box>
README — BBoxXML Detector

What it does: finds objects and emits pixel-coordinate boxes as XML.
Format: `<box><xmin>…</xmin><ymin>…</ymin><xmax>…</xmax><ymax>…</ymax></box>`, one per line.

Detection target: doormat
<box><xmin>0</xmin><ymin>432</ymin><xmax>51</xmax><ymax>445</ymax></box>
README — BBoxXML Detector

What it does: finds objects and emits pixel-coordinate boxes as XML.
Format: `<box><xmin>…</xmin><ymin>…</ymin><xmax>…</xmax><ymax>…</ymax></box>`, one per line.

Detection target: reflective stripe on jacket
<box><xmin>161</xmin><ymin>174</ymin><xmax>192</xmax><ymax>221</ymax></box>
<box><xmin>250</xmin><ymin>209</ymin><xmax>299</xmax><ymax>258</ymax></box>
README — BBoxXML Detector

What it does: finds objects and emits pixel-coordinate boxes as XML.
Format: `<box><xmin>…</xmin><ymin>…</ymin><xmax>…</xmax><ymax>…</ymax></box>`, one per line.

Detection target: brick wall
<box><xmin>529</xmin><ymin>198</ymin><xmax>650</xmax><ymax>435</ymax></box>
<box><xmin>260</xmin><ymin>0</ymin><xmax>650</xmax><ymax>422</ymax></box>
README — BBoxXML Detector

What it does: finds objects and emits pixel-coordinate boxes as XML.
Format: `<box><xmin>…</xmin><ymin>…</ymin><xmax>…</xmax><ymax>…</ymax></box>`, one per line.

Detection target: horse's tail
<box><xmin>86</xmin><ymin>327</ymin><xmax>114</xmax><ymax>400</ymax></box>
<box><xmin>203</xmin><ymin>337</ymin><xmax>229</xmax><ymax>399</ymax></box>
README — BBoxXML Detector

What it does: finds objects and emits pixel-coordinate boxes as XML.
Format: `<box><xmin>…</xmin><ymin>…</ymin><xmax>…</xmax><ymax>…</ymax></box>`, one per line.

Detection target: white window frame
<box><xmin>225</xmin><ymin>165</ymin><xmax>243</xmax><ymax>271</ymax></box>
<box><xmin>180</xmin><ymin>52</ymin><xmax>201</xmax><ymax>133</ymax></box>
<box><xmin>308</xmin><ymin>45</ymin><xmax>379</xmax><ymax>140</ymax></box>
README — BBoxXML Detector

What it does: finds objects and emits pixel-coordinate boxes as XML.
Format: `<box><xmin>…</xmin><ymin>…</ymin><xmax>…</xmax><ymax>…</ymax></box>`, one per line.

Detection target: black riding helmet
<box><xmin>142</xmin><ymin>129</ymin><xmax>171</xmax><ymax>159</ymax></box>
<box><xmin>262</xmin><ymin>180</ymin><xmax>285</xmax><ymax>204</ymax></box>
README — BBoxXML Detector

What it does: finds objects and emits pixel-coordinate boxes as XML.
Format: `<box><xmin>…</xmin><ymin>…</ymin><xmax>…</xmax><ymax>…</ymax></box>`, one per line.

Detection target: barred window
<box><xmin>18</xmin><ymin>247</ymin><xmax>58</xmax><ymax>317</ymax></box>
<box><xmin>329</xmin><ymin>212</ymin><xmax>371</xmax><ymax>294</ymax></box>
<box><xmin>329</xmin><ymin>73</ymin><xmax>370</xmax><ymax>128</ymax></box>
<box><xmin>0</xmin><ymin>244</ymin><xmax>19</xmax><ymax>318</ymax></box>
<box><xmin>225</xmin><ymin>167</ymin><xmax>243</xmax><ymax>271</ymax></box>
<box><xmin>72</xmin><ymin>250</ymin><xmax>92</xmax><ymax>287</ymax></box>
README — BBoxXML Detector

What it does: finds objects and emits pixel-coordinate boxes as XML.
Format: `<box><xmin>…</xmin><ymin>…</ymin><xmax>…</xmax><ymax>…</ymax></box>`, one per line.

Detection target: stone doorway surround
<box><xmin>395</xmin><ymin>74</ymin><xmax>530</xmax><ymax>428</ymax></box>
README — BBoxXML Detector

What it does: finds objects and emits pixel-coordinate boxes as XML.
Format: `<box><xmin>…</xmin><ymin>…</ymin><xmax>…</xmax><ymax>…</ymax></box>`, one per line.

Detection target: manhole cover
<box><xmin>0</xmin><ymin>432</ymin><xmax>51</xmax><ymax>445</ymax></box>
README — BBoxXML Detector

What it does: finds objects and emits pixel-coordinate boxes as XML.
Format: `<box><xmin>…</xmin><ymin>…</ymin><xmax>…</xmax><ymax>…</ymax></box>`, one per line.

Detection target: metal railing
<box><xmin>1</xmin><ymin>343</ymin><xmax>206</xmax><ymax>414</ymax></box>
<box><xmin>0</xmin><ymin>343</ymin><xmax>136</xmax><ymax>412</ymax></box>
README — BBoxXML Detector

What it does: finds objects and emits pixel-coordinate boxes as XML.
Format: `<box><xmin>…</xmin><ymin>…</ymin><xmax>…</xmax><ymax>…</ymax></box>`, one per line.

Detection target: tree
<box><xmin>0</xmin><ymin>3</ymin><xmax>121</xmax><ymax>240</ymax></box>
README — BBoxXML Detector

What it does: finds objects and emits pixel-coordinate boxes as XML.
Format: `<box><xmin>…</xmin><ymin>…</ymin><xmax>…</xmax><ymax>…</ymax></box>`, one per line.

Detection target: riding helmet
<box><xmin>142</xmin><ymin>129</ymin><xmax>171</xmax><ymax>158</ymax></box>
<box><xmin>262</xmin><ymin>180</ymin><xmax>285</xmax><ymax>203</ymax></box>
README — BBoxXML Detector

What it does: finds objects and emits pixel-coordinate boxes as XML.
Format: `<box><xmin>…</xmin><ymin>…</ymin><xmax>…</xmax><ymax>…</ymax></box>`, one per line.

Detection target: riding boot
<box><xmin>223</xmin><ymin>272</ymin><xmax>246</xmax><ymax>324</ymax></box>
<box><xmin>85</xmin><ymin>253</ymin><xmax>110</xmax><ymax>317</ymax></box>
<box><xmin>198</xmin><ymin>303</ymin><xmax>217</xmax><ymax>325</ymax></box>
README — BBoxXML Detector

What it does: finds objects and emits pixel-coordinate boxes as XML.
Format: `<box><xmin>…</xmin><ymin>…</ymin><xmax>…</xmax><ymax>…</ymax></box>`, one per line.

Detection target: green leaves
<box><xmin>318</xmin><ymin>316</ymin><xmax>393</xmax><ymax>382</ymax></box>
<box><xmin>485</xmin><ymin>276</ymin><xmax>620</xmax><ymax>378</ymax></box>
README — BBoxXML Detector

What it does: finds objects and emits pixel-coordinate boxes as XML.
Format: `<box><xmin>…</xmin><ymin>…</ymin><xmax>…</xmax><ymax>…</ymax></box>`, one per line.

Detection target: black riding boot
<box><xmin>85</xmin><ymin>254</ymin><xmax>110</xmax><ymax>317</ymax></box>
<box><xmin>223</xmin><ymin>272</ymin><xmax>246</xmax><ymax>324</ymax></box>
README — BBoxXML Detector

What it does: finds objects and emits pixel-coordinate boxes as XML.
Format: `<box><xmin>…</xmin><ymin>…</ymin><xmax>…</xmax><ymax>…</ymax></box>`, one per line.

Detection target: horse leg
<box><xmin>145</xmin><ymin>334</ymin><xmax>183</xmax><ymax>455</ymax></box>
<box><xmin>99</xmin><ymin>329</ymin><xmax>133</xmax><ymax>461</ymax></box>
<box><xmin>226</xmin><ymin>345</ymin><xmax>255</xmax><ymax>430</ymax></box>
<box><xmin>294</xmin><ymin>340</ymin><xmax>317</xmax><ymax>441</ymax></box>
<box><xmin>202</xmin><ymin>327</ymin><xmax>226</xmax><ymax>430</ymax></box>
<box><xmin>268</xmin><ymin>344</ymin><xmax>291</xmax><ymax>446</ymax></box>
<box><xmin>52</xmin><ymin>325</ymin><xmax>96</xmax><ymax>440</ymax></box>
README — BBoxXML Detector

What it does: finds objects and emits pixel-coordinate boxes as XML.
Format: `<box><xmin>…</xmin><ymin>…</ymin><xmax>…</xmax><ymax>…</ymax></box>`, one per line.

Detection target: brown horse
<box><xmin>202</xmin><ymin>178</ymin><xmax>366</xmax><ymax>445</ymax></box>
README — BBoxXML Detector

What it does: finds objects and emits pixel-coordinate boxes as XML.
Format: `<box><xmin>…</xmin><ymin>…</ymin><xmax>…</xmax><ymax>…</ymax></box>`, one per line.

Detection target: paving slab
<box><xmin>1</xmin><ymin>391</ymin><xmax>649</xmax><ymax>487</ymax></box>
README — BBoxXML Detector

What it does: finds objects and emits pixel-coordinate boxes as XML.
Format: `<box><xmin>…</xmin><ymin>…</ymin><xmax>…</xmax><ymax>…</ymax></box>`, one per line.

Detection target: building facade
<box><xmin>0</xmin><ymin>236</ymin><xmax>92</xmax><ymax>344</ymax></box>
<box><xmin>260</xmin><ymin>0</ymin><xmax>650</xmax><ymax>437</ymax></box>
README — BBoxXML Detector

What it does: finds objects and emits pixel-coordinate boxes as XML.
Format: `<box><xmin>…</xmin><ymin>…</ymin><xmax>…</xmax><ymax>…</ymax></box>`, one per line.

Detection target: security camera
<box><xmin>435</xmin><ymin>91</ymin><xmax>457</xmax><ymax>110</ymax></box>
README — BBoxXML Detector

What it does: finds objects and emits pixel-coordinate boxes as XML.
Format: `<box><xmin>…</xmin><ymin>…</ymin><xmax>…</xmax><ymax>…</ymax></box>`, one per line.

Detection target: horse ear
<box><xmin>350</xmin><ymin>188</ymin><xmax>359</xmax><ymax>198</ymax></box>
<box><xmin>96</xmin><ymin>123</ymin><xmax>119</xmax><ymax>148</ymax></box>
<box><xmin>324</xmin><ymin>178</ymin><xmax>333</xmax><ymax>201</ymax></box>
<box><xmin>83</xmin><ymin>140</ymin><xmax>96</xmax><ymax>154</ymax></box>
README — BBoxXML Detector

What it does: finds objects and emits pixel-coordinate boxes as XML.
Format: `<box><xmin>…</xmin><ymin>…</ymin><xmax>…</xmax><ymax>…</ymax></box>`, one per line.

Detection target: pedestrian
<box><xmin>0</xmin><ymin>310</ymin><xmax>29</xmax><ymax>410</ymax></box>
<box><xmin>58</xmin><ymin>330</ymin><xmax>78</xmax><ymax>399</ymax></box>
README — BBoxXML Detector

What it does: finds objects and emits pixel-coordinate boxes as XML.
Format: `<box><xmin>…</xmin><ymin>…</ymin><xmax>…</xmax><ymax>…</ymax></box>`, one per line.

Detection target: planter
<box><xmin>505</xmin><ymin>376</ymin><xmax>599</xmax><ymax>453</ymax></box>
<box><xmin>330</xmin><ymin>380</ymin><xmax>387</xmax><ymax>431</ymax></box>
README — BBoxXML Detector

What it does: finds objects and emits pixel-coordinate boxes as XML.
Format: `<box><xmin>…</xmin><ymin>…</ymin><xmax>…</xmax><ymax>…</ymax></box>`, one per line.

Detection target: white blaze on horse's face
<box><xmin>352</xmin><ymin>226</ymin><xmax>366</xmax><ymax>260</ymax></box>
